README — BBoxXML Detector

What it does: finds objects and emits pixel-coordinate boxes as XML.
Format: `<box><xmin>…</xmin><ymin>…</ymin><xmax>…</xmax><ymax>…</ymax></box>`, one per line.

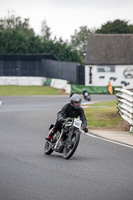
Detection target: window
<box><xmin>97</xmin><ymin>65</ymin><xmax>115</xmax><ymax>72</ymax></box>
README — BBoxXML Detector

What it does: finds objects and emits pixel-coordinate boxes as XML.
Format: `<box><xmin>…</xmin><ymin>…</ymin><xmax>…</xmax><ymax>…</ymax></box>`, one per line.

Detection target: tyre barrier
<box><xmin>115</xmin><ymin>88</ymin><xmax>133</xmax><ymax>132</ymax></box>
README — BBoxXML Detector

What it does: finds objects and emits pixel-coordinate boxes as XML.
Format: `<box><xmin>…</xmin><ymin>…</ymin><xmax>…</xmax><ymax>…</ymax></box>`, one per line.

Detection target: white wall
<box><xmin>85</xmin><ymin>65</ymin><xmax>133</xmax><ymax>87</ymax></box>
<box><xmin>51</xmin><ymin>78</ymin><xmax>71</xmax><ymax>93</ymax></box>
<box><xmin>0</xmin><ymin>76</ymin><xmax>71</xmax><ymax>93</ymax></box>
<box><xmin>0</xmin><ymin>76</ymin><xmax>46</xmax><ymax>86</ymax></box>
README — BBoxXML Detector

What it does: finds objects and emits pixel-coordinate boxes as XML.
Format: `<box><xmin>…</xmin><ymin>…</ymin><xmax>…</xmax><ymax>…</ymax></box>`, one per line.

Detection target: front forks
<box><xmin>54</xmin><ymin>130</ymin><xmax>64</xmax><ymax>150</ymax></box>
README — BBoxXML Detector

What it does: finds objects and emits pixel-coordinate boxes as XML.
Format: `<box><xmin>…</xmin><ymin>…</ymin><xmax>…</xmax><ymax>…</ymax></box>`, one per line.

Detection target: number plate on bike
<box><xmin>73</xmin><ymin>118</ymin><xmax>82</xmax><ymax>129</ymax></box>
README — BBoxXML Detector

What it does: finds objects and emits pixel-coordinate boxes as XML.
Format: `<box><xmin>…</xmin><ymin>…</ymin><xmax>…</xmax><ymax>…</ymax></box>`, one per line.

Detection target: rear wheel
<box><xmin>44</xmin><ymin>140</ymin><xmax>53</xmax><ymax>155</ymax></box>
<box><xmin>63</xmin><ymin>130</ymin><xmax>80</xmax><ymax>159</ymax></box>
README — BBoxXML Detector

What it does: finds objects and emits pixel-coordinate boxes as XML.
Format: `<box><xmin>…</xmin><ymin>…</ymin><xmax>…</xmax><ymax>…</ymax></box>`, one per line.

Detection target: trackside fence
<box><xmin>115</xmin><ymin>88</ymin><xmax>133</xmax><ymax>133</ymax></box>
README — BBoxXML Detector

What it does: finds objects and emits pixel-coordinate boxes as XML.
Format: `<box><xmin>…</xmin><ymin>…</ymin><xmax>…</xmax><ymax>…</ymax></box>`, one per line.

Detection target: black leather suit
<box><xmin>54</xmin><ymin>103</ymin><xmax>87</xmax><ymax>132</ymax></box>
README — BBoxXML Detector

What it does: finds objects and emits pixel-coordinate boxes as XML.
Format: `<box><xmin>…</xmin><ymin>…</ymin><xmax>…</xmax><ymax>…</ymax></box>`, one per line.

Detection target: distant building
<box><xmin>85</xmin><ymin>34</ymin><xmax>133</xmax><ymax>88</ymax></box>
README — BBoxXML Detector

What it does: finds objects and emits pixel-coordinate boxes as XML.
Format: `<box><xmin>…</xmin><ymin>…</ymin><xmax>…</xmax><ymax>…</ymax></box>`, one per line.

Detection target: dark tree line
<box><xmin>0</xmin><ymin>14</ymin><xmax>133</xmax><ymax>64</ymax></box>
<box><xmin>0</xmin><ymin>14</ymin><xmax>83</xmax><ymax>63</ymax></box>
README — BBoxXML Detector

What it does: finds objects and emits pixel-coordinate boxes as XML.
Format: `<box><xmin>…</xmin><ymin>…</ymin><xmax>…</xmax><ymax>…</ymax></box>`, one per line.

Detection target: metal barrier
<box><xmin>115</xmin><ymin>88</ymin><xmax>133</xmax><ymax>132</ymax></box>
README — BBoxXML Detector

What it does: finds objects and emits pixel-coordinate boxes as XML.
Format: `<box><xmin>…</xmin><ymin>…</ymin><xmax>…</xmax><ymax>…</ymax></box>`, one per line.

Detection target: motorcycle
<box><xmin>44</xmin><ymin>117</ymin><xmax>84</xmax><ymax>159</ymax></box>
<box><xmin>83</xmin><ymin>90</ymin><xmax>91</xmax><ymax>101</ymax></box>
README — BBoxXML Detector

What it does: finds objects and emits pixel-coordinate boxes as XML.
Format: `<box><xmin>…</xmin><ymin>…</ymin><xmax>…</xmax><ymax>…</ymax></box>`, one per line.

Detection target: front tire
<box><xmin>44</xmin><ymin>140</ymin><xmax>53</xmax><ymax>155</ymax></box>
<box><xmin>63</xmin><ymin>130</ymin><xmax>80</xmax><ymax>159</ymax></box>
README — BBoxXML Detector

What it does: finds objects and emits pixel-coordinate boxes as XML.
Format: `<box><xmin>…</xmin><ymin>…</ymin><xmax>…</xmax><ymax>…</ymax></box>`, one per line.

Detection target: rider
<box><xmin>83</xmin><ymin>88</ymin><xmax>91</xmax><ymax>101</ymax></box>
<box><xmin>46</xmin><ymin>94</ymin><xmax>88</xmax><ymax>140</ymax></box>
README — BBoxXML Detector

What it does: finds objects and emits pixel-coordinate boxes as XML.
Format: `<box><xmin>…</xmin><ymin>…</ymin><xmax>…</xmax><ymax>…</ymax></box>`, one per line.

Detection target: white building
<box><xmin>85</xmin><ymin>34</ymin><xmax>133</xmax><ymax>89</ymax></box>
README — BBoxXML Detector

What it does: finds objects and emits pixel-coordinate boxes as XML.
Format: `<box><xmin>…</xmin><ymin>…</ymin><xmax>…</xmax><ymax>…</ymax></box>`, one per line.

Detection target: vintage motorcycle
<box><xmin>44</xmin><ymin>117</ymin><xmax>84</xmax><ymax>159</ymax></box>
<box><xmin>83</xmin><ymin>91</ymin><xmax>91</xmax><ymax>101</ymax></box>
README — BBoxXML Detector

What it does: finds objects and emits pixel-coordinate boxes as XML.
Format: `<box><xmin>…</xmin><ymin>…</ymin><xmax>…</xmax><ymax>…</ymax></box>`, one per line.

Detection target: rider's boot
<box><xmin>45</xmin><ymin>128</ymin><xmax>55</xmax><ymax>141</ymax></box>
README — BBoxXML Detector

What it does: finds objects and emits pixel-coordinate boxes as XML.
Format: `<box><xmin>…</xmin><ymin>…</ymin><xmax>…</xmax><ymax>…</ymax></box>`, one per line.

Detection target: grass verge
<box><xmin>83</xmin><ymin>100</ymin><xmax>129</xmax><ymax>130</ymax></box>
<box><xmin>0</xmin><ymin>85</ymin><xmax>64</xmax><ymax>95</ymax></box>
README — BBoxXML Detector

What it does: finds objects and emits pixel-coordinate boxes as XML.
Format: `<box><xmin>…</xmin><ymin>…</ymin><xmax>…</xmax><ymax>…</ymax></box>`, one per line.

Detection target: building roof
<box><xmin>85</xmin><ymin>34</ymin><xmax>133</xmax><ymax>65</ymax></box>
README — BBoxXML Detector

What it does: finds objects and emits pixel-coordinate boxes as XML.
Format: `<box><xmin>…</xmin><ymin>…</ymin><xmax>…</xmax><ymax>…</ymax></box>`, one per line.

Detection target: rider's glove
<box><xmin>83</xmin><ymin>127</ymin><xmax>88</xmax><ymax>133</ymax></box>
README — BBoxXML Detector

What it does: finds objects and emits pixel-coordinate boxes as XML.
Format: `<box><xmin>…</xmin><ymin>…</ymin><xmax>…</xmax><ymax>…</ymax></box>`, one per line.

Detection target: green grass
<box><xmin>0</xmin><ymin>87</ymin><xmax>123</xmax><ymax>129</ymax></box>
<box><xmin>83</xmin><ymin>100</ymin><xmax>123</xmax><ymax>129</ymax></box>
<box><xmin>0</xmin><ymin>85</ymin><xmax>64</xmax><ymax>95</ymax></box>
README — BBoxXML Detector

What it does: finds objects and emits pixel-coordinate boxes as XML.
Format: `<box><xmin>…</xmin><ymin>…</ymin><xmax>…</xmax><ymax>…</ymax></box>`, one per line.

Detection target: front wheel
<box><xmin>63</xmin><ymin>130</ymin><xmax>80</xmax><ymax>159</ymax></box>
<box><xmin>44</xmin><ymin>140</ymin><xmax>53</xmax><ymax>155</ymax></box>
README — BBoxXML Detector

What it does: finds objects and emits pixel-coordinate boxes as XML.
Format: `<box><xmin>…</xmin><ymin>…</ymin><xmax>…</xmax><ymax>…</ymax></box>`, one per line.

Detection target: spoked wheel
<box><xmin>44</xmin><ymin>140</ymin><xmax>53</xmax><ymax>155</ymax></box>
<box><xmin>63</xmin><ymin>130</ymin><xmax>80</xmax><ymax>159</ymax></box>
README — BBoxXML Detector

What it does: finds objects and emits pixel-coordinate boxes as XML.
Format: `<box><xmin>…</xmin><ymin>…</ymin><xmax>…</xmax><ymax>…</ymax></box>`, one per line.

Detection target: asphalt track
<box><xmin>0</xmin><ymin>95</ymin><xmax>133</xmax><ymax>200</ymax></box>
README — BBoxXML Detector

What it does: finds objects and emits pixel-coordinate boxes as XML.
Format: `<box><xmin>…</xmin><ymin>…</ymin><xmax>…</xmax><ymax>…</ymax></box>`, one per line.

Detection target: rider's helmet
<box><xmin>70</xmin><ymin>94</ymin><xmax>81</xmax><ymax>109</ymax></box>
<box><xmin>83</xmin><ymin>88</ymin><xmax>87</xmax><ymax>92</ymax></box>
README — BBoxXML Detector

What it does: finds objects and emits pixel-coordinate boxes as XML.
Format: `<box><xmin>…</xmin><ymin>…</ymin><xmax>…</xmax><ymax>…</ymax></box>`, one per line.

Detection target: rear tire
<box><xmin>63</xmin><ymin>130</ymin><xmax>80</xmax><ymax>159</ymax></box>
<box><xmin>44</xmin><ymin>140</ymin><xmax>53</xmax><ymax>155</ymax></box>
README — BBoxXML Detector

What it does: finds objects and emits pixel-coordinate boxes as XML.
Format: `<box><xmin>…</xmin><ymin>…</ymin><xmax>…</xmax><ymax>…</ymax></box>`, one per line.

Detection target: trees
<box><xmin>1</xmin><ymin>13</ymin><xmax>133</xmax><ymax>64</ymax></box>
<box><xmin>70</xmin><ymin>26</ymin><xmax>92</xmax><ymax>64</ymax></box>
<box><xmin>0</xmin><ymin>13</ymin><xmax>83</xmax><ymax>63</ymax></box>
<box><xmin>0</xmin><ymin>13</ymin><xmax>42</xmax><ymax>54</ymax></box>
<box><xmin>96</xmin><ymin>19</ymin><xmax>133</xmax><ymax>34</ymax></box>
<box><xmin>41</xmin><ymin>37</ymin><xmax>83</xmax><ymax>63</ymax></box>
<box><xmin>0</xmin><ymin>14</ymin><xmax>30</xmax><ymax>30</ymax></box>
<box><xmin>0</xmin><ymin>28</ymin><xmax>43</xmax><ymax>54</ymax></box>
<box><xmin>41</xmin><ymin>20</ymin><xmax>51</xmax><ymax>41</ymax></box>
<box><xmin>70</xmin><ymin>26</ymin><xmax>91</xmax><ymax>53</ymax></box>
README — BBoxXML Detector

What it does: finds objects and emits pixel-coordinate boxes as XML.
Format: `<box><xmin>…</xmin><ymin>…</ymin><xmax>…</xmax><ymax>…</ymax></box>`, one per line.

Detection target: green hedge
<box><xmin>71</xmin><ymin>85</ymin><xmax>122</xmax><ymax>94</ymax></box>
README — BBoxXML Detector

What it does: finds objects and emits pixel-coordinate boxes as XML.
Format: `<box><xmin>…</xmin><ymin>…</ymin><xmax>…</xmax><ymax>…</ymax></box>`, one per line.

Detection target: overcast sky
<box><xmin>0</xmin><ymin>0</ymin><xmax>133</xmax><ymax>40</ymax></box>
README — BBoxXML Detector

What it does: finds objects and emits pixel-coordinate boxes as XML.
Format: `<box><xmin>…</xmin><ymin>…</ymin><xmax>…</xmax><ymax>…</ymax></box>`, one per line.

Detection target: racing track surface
<box><xmin>0</xmin><ymin>95</ymin><xmax>133</xmax><ymax>200</ymax></box>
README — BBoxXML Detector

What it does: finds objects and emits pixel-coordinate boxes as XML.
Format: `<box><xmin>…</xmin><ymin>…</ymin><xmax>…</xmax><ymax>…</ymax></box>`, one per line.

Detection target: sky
<box><xmin>0</xmin><ymin>0</ymin><xmax>133</xmax><ymax>41</ymax></box>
